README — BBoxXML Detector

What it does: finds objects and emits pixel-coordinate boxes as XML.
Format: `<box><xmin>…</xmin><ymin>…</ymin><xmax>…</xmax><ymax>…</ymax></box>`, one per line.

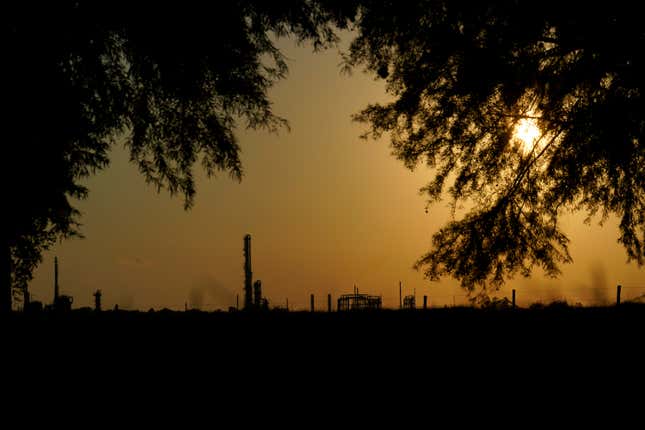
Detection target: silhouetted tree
<box><xmin>345</xmin><ymin>1</ymin><xmax>644</xmax><ymax>294</ymax></box>
<box><xmin>1</xmin><ymin>1</ymin><xmax>359</xmax><ymax>311</ymax></box>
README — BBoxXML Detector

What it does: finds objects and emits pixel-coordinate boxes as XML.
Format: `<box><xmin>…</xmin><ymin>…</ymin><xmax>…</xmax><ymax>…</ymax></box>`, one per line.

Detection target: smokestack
<box><xmin>54</xmin><ymin>257</ymin><xmax>59</xmax><ymax>304</ymax></box>
<box><xmin>243</xmin><ymin>234</ymin><xmax>253</xmax><ymax>310</ymax></box>
<box><xmin>253</xmin><ymin>280</ymin><xmax>262</xmax><ymax>307</ymax></box>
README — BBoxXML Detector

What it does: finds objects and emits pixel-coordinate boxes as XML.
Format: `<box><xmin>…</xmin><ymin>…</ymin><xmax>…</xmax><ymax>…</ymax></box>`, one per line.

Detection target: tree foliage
<box><xmin>346</xmin><ymin>0</ymin><xmax>645</xmax><ymax>293</ymax></box>
<box><xmin>2</xmin><ymin>0</ymin><xmax>359</xmax><ymax>309</ymax></box>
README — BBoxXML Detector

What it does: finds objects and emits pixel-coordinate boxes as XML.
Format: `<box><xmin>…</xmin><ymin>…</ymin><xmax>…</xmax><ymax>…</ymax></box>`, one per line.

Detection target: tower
<box><xmin>243</xmin><ymin>234</ymin><xmax>253</xmax><ymax>310</ymax></box>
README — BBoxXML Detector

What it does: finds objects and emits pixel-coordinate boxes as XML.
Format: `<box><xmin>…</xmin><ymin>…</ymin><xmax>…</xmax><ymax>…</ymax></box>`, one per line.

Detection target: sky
<box><xmin>28</xmin><ymin>32</ymin><xmax>644</xmax><ymax>311</ymax></box>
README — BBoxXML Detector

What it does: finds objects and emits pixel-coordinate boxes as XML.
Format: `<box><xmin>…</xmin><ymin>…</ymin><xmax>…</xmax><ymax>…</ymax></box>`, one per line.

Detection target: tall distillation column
<box><xmin>243</xmin><ymin>234</ymin><xmax>253</xmax><ymax>310</ymax></box>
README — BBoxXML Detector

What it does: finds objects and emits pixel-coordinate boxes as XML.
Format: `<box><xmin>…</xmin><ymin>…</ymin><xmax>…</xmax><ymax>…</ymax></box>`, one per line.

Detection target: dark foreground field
<box><xmin>5</xmin><ymin>304</ymin><xmax>645</xmax><ymax>361</ymax></box>
<box><xmin>3</xmin><ymin>306</ymin><xmax>644</xmax><ymax>414</ymax></box>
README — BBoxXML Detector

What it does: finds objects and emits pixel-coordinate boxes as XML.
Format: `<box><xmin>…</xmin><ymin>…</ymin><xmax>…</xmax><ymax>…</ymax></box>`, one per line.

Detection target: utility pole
<box><xmin>94</xmin><ymin>290</ymin><xmax>102</xmax><ymax>312</ymax></box>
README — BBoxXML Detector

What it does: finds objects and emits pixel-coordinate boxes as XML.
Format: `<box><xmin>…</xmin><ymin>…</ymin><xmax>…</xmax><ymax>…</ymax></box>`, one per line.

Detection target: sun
<box><xmin>513</xmin><ymin>117</ymin><xmax>541</xmax><ymax>154</ymax></box>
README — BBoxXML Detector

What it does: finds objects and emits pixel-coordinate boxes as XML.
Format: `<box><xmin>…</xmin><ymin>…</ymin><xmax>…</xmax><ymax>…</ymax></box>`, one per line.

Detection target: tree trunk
<box><xmin>0</xmin><ymin>239</ymin><xmax>11</xmax><ymax>313</ymax></box>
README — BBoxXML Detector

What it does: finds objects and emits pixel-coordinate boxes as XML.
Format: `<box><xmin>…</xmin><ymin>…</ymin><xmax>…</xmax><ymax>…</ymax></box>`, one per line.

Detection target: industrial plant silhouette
<box><xmin>17</xmin><ymin>233</ymin><xmax>640</xmax><ymax>315</ymax></box>
<box><xmin>12</xmin><ymin>231</ymin><xmax>643</xmax><ymax>339</ymax></box>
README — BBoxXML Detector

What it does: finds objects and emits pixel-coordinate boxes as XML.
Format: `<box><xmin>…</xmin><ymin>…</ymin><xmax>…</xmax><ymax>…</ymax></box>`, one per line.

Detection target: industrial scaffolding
<box><xmin>337</xmin><ymin>293</ymin><xmax>382</xmax><ymax>311</ymax></box>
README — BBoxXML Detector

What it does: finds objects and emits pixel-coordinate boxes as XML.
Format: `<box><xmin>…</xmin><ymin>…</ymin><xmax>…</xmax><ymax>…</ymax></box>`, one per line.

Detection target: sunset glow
<box><xmin>514</xmin><ymin>117</ymin><xmax>541</xmax><ymax>154</ymax></box>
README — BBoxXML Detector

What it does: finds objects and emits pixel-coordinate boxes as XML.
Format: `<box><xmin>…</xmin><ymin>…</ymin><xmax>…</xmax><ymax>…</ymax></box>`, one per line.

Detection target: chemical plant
<box><xmin>240</xmin><ymin>234</ymin><xmax>388</xmax><ymax>312</ymax></box>
<box><xmin>17</xmin><ymin>234</ymin><xmax>403</xmax><ymax>314</ymax></box>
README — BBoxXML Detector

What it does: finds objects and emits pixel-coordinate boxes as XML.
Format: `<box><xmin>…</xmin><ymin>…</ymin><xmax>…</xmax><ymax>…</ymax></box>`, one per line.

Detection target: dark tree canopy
<box><xmin>346</xmin><ymin>1</ymin><xmax>644</xmax><ymax>294</ymax></box>
<box><xmin>2</xmin><ymin>0</ymin><xmax>359</xmax><ymax>310</ymax></box>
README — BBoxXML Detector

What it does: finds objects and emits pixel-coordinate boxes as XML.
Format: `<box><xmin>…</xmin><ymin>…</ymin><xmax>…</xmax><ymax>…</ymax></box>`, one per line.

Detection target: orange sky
<box><xmin>28</xmin><ymin>32</ymin><xmax>644</xmax><ymax>310</ymax></box>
